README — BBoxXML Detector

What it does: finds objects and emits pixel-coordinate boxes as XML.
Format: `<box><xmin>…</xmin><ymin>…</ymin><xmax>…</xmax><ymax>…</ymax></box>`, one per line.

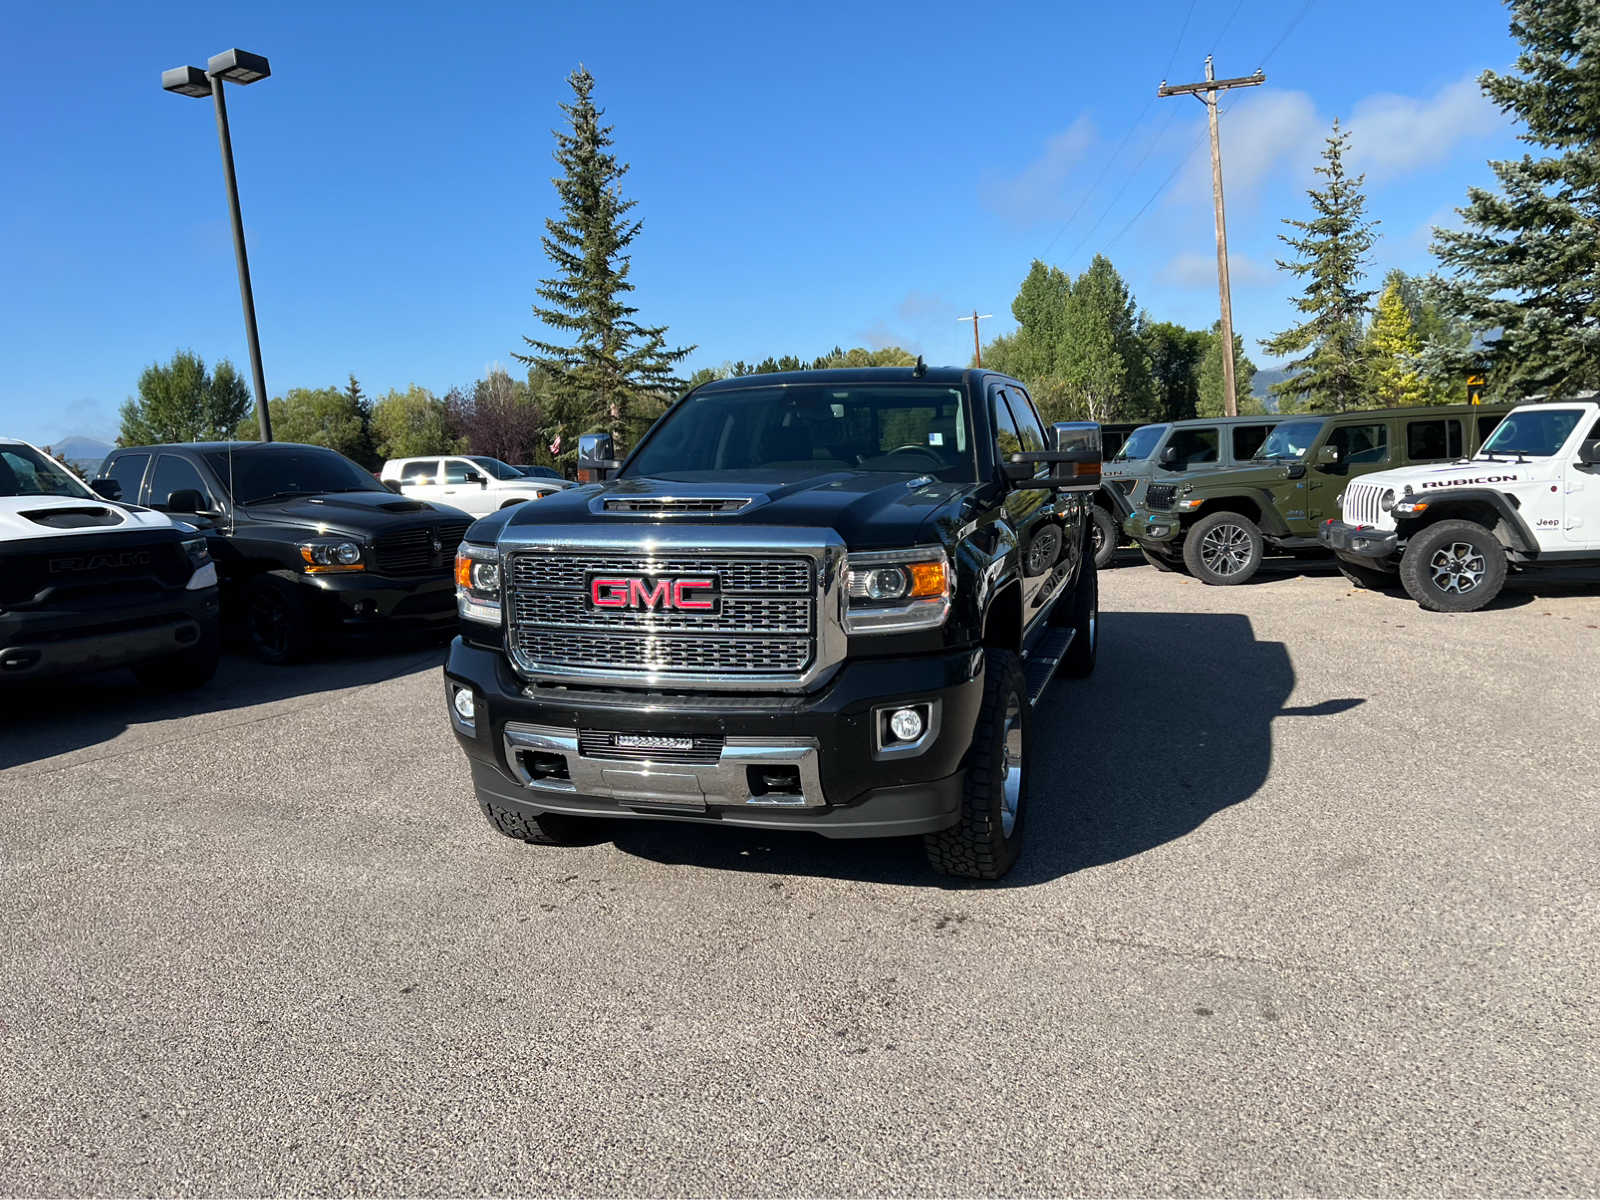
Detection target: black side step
<box><xmin>1022</xmin><ymin>626</ymin><xmax>1075</xmax><ymax>707</ymax></box>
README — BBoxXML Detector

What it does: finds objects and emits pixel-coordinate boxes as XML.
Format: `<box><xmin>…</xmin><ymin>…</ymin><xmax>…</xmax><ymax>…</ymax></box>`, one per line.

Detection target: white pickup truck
<box><xmin>1</xmin><ymin>437</ymin><xmax>221</xmax><ymax>686</ymax></box>
<box><xmin>379</xmin><ymin>455</ymin><xmax>569</xmax><ymax>518</ymax></box>
<box><xmin>1319</xmin><ymin>398</ymin><xmax>1600</xmax><ymax>611</ymax></box>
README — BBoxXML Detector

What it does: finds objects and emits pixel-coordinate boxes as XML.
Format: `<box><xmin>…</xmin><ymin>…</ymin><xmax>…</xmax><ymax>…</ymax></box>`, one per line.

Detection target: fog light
<box><xmin>889</xmin><ymin>707</ymin><xmax>924</xmax><ymax>742</ymax></box>
<box><xmin>452</xmin><ymin>687</ymin><xmax>475</xmax><ymax>723</ymax></box>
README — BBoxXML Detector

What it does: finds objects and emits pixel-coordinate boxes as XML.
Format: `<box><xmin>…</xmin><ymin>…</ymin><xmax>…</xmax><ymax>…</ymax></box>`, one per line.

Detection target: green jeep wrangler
<box><xmin>1124</xmin><ymin>403</ymin><xmax>1511</xmax><ymax>585</ymax></box>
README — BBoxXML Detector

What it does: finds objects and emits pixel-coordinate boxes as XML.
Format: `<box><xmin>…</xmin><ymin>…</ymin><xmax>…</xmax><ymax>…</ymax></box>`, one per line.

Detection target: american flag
<box><xmin>549</xmin><ymin>434</ymin><xmax>562</xmax><ymax>455</ymax></box>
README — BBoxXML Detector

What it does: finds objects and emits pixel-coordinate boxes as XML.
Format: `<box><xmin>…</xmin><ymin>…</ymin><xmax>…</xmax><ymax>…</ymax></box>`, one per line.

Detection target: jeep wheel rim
<box><xmin>1089</xmin><ymin>520</ymin><xmax>1104</xmax><ymax>560</ymax></box>
<box><xmin>1429</xmin><ymin>542</ymin><xmax>1486</xmax><ymax>594</ymax></box>
<box><xmin>999</xmin><ymin>693</ymin><xmax>1023</xmax><ymax>838</ymax></box>
<box><xmin>1200</xmin><ymin>523</ymin><xmax>1253</xmax><ymax>575</ymax></box>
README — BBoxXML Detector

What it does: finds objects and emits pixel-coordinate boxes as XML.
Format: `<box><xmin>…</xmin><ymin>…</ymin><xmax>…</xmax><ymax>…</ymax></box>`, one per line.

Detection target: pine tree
<box><xmin>1197</xmin><ymin>323</ymin><xmax>1259</xmax><ymax>417</ymax></box>
<box><xmin>1366</xmin><ymin>280</ymin><xmax>1429</xmax><ymax>407</ymax></box>
<box><xmin>1428</xmin><ymin>0</ymin><xmax>1600</xmax><ymax>398</ymax></box>
<box><xmin>1262</xmin><ymin>120</ymin><xmax>1379</xmax><ymax>411</ymax></box>
<box><xmin>514</xmin><ymin>67</ymin><xmax>692</xmax><ymax>458</ymax></box>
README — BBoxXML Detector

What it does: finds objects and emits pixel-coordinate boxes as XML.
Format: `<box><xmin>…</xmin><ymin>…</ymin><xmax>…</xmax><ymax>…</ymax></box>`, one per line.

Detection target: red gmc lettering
<box><xmin>630</xmin><ymin>579</ymin><xmax>672</xmax><ymax>609</ymax></box>
<box><xmin>591</xmin><ymin>577</ymin><xmax>632</xmax><ymax>607</ymax></box>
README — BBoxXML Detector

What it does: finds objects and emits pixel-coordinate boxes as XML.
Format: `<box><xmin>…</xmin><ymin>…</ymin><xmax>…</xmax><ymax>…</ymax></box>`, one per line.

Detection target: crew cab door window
<box><xmin>105</xmin><ymin>452</ymin><xmax>150</xmax><ymax>499</ymax></box>
<box><xmin>443</xmin><ymin>459</ymin><xmax>481</xmax><ymax>486</ymax></box>
<box><xmin>1168</xmin><ymin>427</ymin><xmax>1220</xmax><ymax>466</ymax></box>
<box><xmin>400</xmin><ymin>460</ymin><xmax>439</xmax><ymax>487</ymax></box>
<box><xmin>990</xmin><ymin>388</ymin><xmax>1024</xmax><ymax>464</ymax></box>
<box><xmin>1328</xmin><ymin>422</ymin><xmax>1389</xmax><ymax>466</ymax></box>
<box><xmin>1405</xmin><ymin>418</ymin><xmax>1462</xmax><ymax>462</ymax></box>
<box><xmin>1231</xmin><ymin>424</ymin><xmax>1274</xmax><ymax>462</ymax></box>
<box><xmin>1003</xmin><ymin>388</ymin><xmax>1050</xmax><ymax>481</ymax></box>
<box><xmin>147</xmin><ymin>454</ymin><xmax>216</xmax><ymax>513</ymax></box>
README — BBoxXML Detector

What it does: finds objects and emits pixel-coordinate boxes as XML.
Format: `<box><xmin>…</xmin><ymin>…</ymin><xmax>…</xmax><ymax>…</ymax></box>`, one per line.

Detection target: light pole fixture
<box><xmin>162</xmin><ymin>48</ymin><xmax>275</xmax><ymax>442</ymax></box>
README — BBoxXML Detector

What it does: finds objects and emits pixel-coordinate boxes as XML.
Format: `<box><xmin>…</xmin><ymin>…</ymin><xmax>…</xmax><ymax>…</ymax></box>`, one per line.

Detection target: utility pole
<box><xmin>1159</xmin><ymin>57</ymin><xmax>1265</xmax><ymax>417</ymax></box>
<box><xmin>957</xmin><ymin>310</ymin><xmax>992</xmax><ymax>367</ymax></box>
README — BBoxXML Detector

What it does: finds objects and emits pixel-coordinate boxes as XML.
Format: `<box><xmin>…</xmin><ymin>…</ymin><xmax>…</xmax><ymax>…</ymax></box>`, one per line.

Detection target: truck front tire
<box><xmin>1183</xmin><ymin>511</ymin><xmax>1264</xmax><ymax>585</ymax></box>
<box><xmin>1060</xmin><ymin>554</ymin><xmax>1098</xmax><ymax>679</ymax></box>
<box><xmin>1090</xmin><ymin>506</ymin><xmax>1118</xmax><ymax>570</ymax></box>
<box><xmin>1398</xmin><ymin>519</ymin><xmax>1507</xmax><ymax>612</ymax></box>
<box><xmin>924</xmin><ymin>648</ymin><xmax>1029</xmax><ymax>881</ymax></box>
<box><xmin>244</xmin><ymin>575</ymin><xmax>314</xmax><ymax>664</ymax></box>
<box><xmin>479</xmin><ymin>799</ymin><xmax>612</xmax><ymax>847</ymax></box>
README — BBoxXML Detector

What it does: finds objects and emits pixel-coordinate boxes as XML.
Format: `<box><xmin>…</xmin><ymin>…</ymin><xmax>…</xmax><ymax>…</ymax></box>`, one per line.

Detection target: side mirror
<box><xmin>165</xmin><ymin>488</ymin><xmax>205</xmax><ymax>515</ymax></box>
<box><xmin>1579</xmin><ymin>438</ymin><xmax>1600</xmax><ymax>466</ymax></box>
<box><xmin>1317</xmin><ymin>444</ymin><xmax>1341</xmax><ymax>465</ymax></box>
<box><xmin>578</xmin><ymin>431</ymin><xmax>622</xmax><ymax>483</ymax></box>
<box><xmin>463</xmin><ymin>470</ymin><xmax>485</xmax><ymax>486</ymax></box>
<box><xmin>90</xmin><ymin>478</ymin><xmax>122</xmax><ymax>501</ymax></box>
<box><xmin>1159</xmin><ymin>444</ymin><xmax>1179</xmax><ymax>467</ymax></box>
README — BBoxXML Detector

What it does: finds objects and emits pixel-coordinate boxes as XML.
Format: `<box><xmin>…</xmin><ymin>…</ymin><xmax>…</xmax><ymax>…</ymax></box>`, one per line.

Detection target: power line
<box><xmin>1058</xmin><ymin>108</ymin><xmax>1182</xmax><ymax>265</ymax></box>
<box><xmin>1103</xmin><ymin>146</ymin><xmax>1204</xmax><ymax>251</ymax></box>
<box><xmin>1257</xmin><ymin>0</ymin><xmax>1318</xmax><ymax>68</ymax></box>
<box><xmin>1211</xmin><ymin>0</ymin><xmax>1249</xmax><ymax>51</ymax></box>
<box><xmin>1163</xmin><ymin>0</ymin><xmax>1201</xmax><ymax>79</ymax></box>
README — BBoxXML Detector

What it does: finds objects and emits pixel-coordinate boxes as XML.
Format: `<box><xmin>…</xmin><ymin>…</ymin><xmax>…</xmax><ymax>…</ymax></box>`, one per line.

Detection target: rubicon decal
<box><xmin>1422</xmin><ymin>475</ymin><xmax>1519</xmax><ymax>488</ymax></box>
<box><xmin>587</xmin><ymin>574</ymin><xmax>721</xmax><ymax>613</ymax></box>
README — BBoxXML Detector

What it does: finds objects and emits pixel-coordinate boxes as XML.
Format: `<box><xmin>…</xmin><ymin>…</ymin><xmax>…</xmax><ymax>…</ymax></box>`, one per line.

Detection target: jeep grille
<box><xmin>1145</xmin><ymin>484</ymin><xmax>1178</xmax><ymax>510</ymax></box>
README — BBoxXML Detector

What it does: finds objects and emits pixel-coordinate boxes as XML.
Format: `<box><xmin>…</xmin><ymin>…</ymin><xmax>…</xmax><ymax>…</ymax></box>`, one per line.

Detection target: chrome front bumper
<box><xmin>502</xmin><ymin>722</ymin><xmax>827</xmax><ymax>809</ymax></box>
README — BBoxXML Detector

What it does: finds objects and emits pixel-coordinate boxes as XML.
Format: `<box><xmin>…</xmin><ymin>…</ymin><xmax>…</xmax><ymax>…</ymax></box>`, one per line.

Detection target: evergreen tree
<box><xmin>1366</xmin><ymin>280</ymin><xmax>1429</xmax><ymax>407</ymax></box>
<box><xmin>1262</xmin><ymin>121</ymin><xmax>1379</xmax><ymax>411</ymax></box>
<box><xmin>514</xmin><ymin>66</ymin><xmax>692</xmax><ymax>460</ymax></box>
<box><xmin>1428</xmin><ymin>0</ymin><xmax>1600</xmax><ymax>398</ymax></box>
<box><xmin>1198</xmin><ymin>323</ymin><xmax>1260</xmax><ymax>417</ymax></box>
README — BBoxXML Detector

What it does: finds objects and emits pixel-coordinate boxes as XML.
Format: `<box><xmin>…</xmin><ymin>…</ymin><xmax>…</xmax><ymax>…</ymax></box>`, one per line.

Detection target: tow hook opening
<box><xmin>521</xmin><ymin>750</ymin><xmax>571</xmax><ymax>784</ymax></box>
<box><xmin>748</xmin><ymin>764</ymin><xmax>803</xmax><ymax>799</ymax></box>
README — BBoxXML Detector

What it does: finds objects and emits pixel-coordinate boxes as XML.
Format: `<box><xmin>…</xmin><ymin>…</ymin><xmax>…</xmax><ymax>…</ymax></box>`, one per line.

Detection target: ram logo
<box><xmin>48</xmin><ymin>550</ymin><xmax>152</xmax><ymax>573</ymax></box>
<box><xmin>587</xmin><ymin>574</ymin><xmax>721</xmax><ymax>614</ymax></box>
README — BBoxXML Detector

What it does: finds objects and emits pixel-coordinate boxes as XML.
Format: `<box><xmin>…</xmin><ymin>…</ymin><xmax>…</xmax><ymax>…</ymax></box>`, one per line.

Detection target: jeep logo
<box><xmin>48</xmin><ymin>551</ymin><xmax>152</xmax><ymax>573</ymax></box>
<box><xmin>587</xmin><ymin>574</ymin><xmax>720</xmax><ymax>614</ymax></box>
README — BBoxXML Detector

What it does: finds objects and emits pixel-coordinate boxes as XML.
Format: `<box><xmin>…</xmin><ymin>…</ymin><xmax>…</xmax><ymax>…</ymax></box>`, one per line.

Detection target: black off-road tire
<box><xmin>1090</xmin><ymin>505</ymin><xmax>1119</xmax><ymax>570</ymax></box>
<box><xmin>1182</xmin><ymin>510</ymin><xmax>1265</xmax><ymax>585</ymax></box>
<box><xmin>479</xmin><ymin>799</ymin><xmax>612</xmax><ymax>847</ymax></box>
<box><xmin>1336</xmin><ymin>559</ymin><xmax>1397</xmax><ymax>591</ymax></box>
<box><xmin>133</xmin><ymin>627</ymin><xmax>221</xmax><ymax>691</ymax></box>
<box><xmin>1398</xmin><ymin>519</ymin><xmax>1507</xmax><ymax>613</ymax></box>
<box><xmin>1140</xmin><ymin>545</ymin><xmax>1186</xmax><ymax>574</ymax></box>
<box><xmin>1060</xmin><ymin>553</ymin><xmax>1098</xmax><ymax>679</ymax></box>
<box><xmin>244</xmin><ymin>574</ymin><xmax>314</xmax><ymax>665</ymax></box>
<box><xmin>924</xmin><ymin>649</ymin><xmax>1029</xmax><ymax>881</ymax></box>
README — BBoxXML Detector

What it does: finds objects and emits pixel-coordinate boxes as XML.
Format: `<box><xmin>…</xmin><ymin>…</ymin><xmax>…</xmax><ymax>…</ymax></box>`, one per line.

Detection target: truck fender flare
<box><xmin>1398</xmin><ymin>488</ymin><xmax>1538</xmax><ymax>552</ymax></box>
<box><xmin>1098</xmin><ymin>480</ymin><xmax>1133</xmax><ymax>521</ymax></box>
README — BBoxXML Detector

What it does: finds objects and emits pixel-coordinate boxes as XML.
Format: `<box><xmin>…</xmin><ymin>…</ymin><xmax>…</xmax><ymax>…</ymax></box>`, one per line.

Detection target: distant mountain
<box><xmin>1252</xmin><ymin>367</ymin><xmax>1291</xmax><ymax>414</ymax></box>
<box><xmin>49</xmin><ymin>435</ymin><xmax>113</xmax><ymax>472</ymax></box>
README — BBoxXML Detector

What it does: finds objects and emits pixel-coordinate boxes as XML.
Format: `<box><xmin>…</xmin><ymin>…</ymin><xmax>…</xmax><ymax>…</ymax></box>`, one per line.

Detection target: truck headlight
<box><xmin>181</xmin><ymin>536</ymin><xmax>210</xmax><ymax>569</ymax></box>
<box><xmin>299</xmin><ymin>539</ymin><xmax>365</xmax><ymax>573</ymax></box>
<box><xmin>455</xmin><ymin>543</ymin><xmax>502</xmax><ymax>625</ymax></box>
<box><xmin>1379</xmin><ymin>489</ymin><xmax>1397</xmax><ymax>512</ymax></box>
<box><xmin>845</xmin><ymin>547</ymin><xmax>950</xmax><ymax>634</ymax></box>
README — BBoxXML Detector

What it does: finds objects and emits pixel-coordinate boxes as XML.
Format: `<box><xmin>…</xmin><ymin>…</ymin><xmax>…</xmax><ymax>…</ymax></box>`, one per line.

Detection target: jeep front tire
<box><xmin>1398</xmin><ymin>519</ymin><xmax>1507</xmax><ymax>612</ymax></box>
<box><xmin>1089</xmin><ymin>506</ymin><xmax>1118</xmax><ymax>570</ymax></box>
<box><xmin>1183</xmin><ymin>510</ymin><xmax>1265</xmax><ymax>585</ymax></box>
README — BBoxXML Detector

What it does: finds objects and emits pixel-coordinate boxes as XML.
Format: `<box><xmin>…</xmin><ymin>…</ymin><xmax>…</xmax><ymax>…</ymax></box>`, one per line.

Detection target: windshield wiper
<box><xmin>240</xmin><ymin>489</ymin><xmax>316</xmax><ymax>504</ymax></box>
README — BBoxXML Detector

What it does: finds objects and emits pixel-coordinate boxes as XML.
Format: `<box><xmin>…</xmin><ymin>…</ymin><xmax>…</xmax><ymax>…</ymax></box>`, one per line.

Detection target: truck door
<box><xmin>991</xmin><ymin>385</ymin><xmax>1062</xmax><ymax>622</ymax></box>
<box><xmin>1566</xmin><ymin>415</ymin><xmax>1600</xmax><ymax>546</ymax></box>
<box><xmin>1307</xmin><ymin>419</ymin><xmax>1392</xmax><ymax>525</ymax></box>
<box><xmin>398</xmin><ymin>459</ymin><xmax>444</xmax><ymax>504</ymax></box>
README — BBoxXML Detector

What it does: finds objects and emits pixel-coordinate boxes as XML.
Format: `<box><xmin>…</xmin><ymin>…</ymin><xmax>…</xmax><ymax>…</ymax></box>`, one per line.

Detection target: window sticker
<box><xmin>928</xmin><ymin>432</ymin><xmax>944</xmax><ymax>446</ymax></box>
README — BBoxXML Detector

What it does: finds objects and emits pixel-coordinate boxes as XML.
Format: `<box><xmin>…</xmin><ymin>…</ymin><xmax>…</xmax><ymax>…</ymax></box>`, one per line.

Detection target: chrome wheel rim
<box><xmin>1200</xmin><ymin>523</ymin><xmax>1253</xmax><ymax>575</ymax></box>
<box><xmin>1090</xmin><ymin>520</ymin><xmax>1105</xmax><ymax>560</ymax></box>
<box><xmin>999</xmin><ymin>693</ymin><xmax>1023</xmax><ymax>838</ymax></box>
<box><xmin>1429</xmin><ymin>542</ymin><xmax>1486</xmax><ymax>594</ymax></box>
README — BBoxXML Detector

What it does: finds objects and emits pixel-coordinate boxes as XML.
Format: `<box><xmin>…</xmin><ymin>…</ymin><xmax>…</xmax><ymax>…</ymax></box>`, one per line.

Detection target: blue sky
<box><xmin>0</xmin><ymin>0</ymin><xmax>1525</xmax><ymax>446</ymax></box>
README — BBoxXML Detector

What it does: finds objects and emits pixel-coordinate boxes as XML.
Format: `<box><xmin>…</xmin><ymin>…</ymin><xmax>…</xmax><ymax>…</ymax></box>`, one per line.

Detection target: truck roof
<box><xmin>693</xmin><ymin>366</ymin><xmax>989</xmax><ymax>390</ymax></box>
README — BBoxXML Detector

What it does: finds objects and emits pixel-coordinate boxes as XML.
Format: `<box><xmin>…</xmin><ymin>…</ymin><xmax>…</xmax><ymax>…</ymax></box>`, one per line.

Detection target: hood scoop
<box><xmin>600</xmin><ymin>496</ymin><xmax>754</xmax><ymax>515</ymax></box>
<box><xmin>21</xmin><ymin>505</ymin><xmax>127</xmax><ymax>529</ymax></box>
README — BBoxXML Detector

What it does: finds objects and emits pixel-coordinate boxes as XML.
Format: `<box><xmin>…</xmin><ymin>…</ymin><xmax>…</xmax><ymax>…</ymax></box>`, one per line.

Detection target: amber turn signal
<box><xmin>907</xmin><ymin>560</ymin><xmax>948</xmax><ymax>599</ymax></box>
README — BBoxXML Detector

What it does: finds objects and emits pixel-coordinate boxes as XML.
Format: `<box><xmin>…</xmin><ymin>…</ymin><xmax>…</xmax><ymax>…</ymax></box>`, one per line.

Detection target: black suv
<box><xmin>95</xmin><ymin>442</ymin><xmax>471</xmax><ymax>662</ymax></box>
<box><xmin>444</xmin><ymin>366</ymin><xmax>1104</xmax><ymax>880</ymax></box>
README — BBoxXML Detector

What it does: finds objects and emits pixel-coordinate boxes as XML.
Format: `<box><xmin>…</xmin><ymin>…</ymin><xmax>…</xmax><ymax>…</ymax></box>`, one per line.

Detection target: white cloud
<box><xmin>1175</xmin><ymin>74</ymin><xmax>1501</xmax><ymax>200</ymax></box>
<box><xmin>982</xmin><ymin>117</ymin><xmax>1096</xmax><ymax>226</ymax></box>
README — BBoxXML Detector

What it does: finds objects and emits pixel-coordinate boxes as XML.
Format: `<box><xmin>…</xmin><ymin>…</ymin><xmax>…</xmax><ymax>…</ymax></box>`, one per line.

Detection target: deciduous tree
<box><xmin>118</xmin><ymin>350</ymin><xmax>254</xmax><ymax>445</ymax></box>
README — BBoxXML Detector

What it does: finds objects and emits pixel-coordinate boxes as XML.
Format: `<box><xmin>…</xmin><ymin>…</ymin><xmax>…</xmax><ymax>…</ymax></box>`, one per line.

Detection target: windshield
<box><xmin>1254</xmin><ymin>419</ymin><xmax>1325</xmax><ymax>461</ymax></box>
<box><xmin>201</xmin><ymin>445</ymin><xmax>389</xmax><ymax>504</ymax></box>
<box><xmin>469</xmin><ymin>456</ymin><xmax>523</xmax><ymax>481</ymax></box>
<box><xmin>1479</xmin><ymin>408</ymin><xmax>1585</xmax><ymax>458</ymax></box>
<box><xmin>0</xmin><ymin>443</ymin><xmax>96</xmax><ymax>500</ymax></box>
<box><xmin>1112</xmin><ymin>425</ymin><xmax>1166</xmax><ymax>463</ymax></box>
<box><xmin>624</xmin><ymin>383</ymin><xmax>976</xmax><ymax>482</ymax></box>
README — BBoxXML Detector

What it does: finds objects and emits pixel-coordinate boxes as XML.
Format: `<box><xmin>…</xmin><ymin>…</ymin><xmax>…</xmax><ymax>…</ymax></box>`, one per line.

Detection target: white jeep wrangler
<box><xmin>1319</xmin><ymin>398</ymin><xmax>1600</xmax><ymax>612</ymax></box>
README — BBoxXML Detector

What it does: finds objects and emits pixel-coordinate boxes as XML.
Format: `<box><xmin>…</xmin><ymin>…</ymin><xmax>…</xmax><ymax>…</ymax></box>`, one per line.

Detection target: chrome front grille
<box><xmin>1145</xmin><ymin>484</ymin><xmax>1177</xmax><ymax>510</ymax></box>
<box><xmin>505</xmin><ymin>550</ymin><xmax>818</xmax><ymax>683</ymax></box>
<box><xmin>577</xmin><ymin>730</ymin><xmax>725</xmax><ymax>764</ymax></box>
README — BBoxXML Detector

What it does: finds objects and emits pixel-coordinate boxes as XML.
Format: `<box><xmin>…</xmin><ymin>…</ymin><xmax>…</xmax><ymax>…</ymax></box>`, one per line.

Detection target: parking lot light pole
<box><xmin>161</xmin><ymin>49</ymin><xmax>274</xmax><ymax>442</ymax></box>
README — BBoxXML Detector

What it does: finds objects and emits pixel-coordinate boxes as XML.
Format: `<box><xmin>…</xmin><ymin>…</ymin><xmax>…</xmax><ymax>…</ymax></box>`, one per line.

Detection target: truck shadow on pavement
<box><xmin>0</xmin><ymin>639</ymin><xmax>446</xmax><ymax>772</ymax></box>
<box><xmin>611</xmin><ymin>610</ymin><xmax>1315</xmax><ymax>888</ymax></box>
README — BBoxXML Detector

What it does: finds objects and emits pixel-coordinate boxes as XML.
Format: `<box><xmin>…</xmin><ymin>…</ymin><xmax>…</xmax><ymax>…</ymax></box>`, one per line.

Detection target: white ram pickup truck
<box><xmin>380</xmin><ymin>455</ymin><xmax>568</xmax><ymax>518</ymax></box>
<box><xmin>1318</xmin><ymin>398</ymin><xmax>1600</xmax><ymax>611</ymax></box>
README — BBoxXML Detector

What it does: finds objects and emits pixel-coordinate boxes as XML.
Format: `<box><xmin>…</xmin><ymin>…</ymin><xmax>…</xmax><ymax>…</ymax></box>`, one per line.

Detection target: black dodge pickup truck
<box><xmin>95</xmin><ymin>442</ymin><xmax>471</xmax><ymax>663</ymax></box>
<box><xmin>444</xmin><ymin>366</ymin><xmax>1103</xmax><ymax>879</ymax></box>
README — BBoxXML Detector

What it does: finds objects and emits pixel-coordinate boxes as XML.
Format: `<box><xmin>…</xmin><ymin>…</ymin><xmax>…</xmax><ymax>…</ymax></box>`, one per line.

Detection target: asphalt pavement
<box><xmin>1</xmin><ymin>557</ymin><xmax>1596</xmax><ymax>1196</ymax></box>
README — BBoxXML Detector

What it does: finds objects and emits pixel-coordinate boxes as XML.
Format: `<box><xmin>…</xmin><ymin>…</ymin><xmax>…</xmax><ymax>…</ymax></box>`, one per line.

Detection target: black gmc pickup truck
<box><xmin>444</xmin><ymin>366</ymin><xmax>1103</xmax><ymax>879</ymax></box>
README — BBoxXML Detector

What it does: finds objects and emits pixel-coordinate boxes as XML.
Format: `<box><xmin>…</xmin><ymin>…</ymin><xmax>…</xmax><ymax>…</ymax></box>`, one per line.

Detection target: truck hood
<box><xmin>1352</xmin><ymin>456</ymin><xmax>1562</xmax><ymax>494</ymax></box>
<box><xmin>0</xmin><ymin>495</ymin><xmax>178</xmax><ymax>542</ymax></box>
<box><xmin>238</xmin><ymin>490</ymin><xmax>469</xmax><ymax>535</ymax></box>
<box><xmin>500</xmin><ymin>470</ymin><xmax>971</xmax><ymax>549</ymax></box>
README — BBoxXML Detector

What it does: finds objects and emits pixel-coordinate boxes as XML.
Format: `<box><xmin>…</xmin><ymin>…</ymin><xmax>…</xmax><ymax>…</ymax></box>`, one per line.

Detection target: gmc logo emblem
<box><xmin>587</xmin><ymin>574</ymin><xmax>720</xmax><ymax>614</ymax></box>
